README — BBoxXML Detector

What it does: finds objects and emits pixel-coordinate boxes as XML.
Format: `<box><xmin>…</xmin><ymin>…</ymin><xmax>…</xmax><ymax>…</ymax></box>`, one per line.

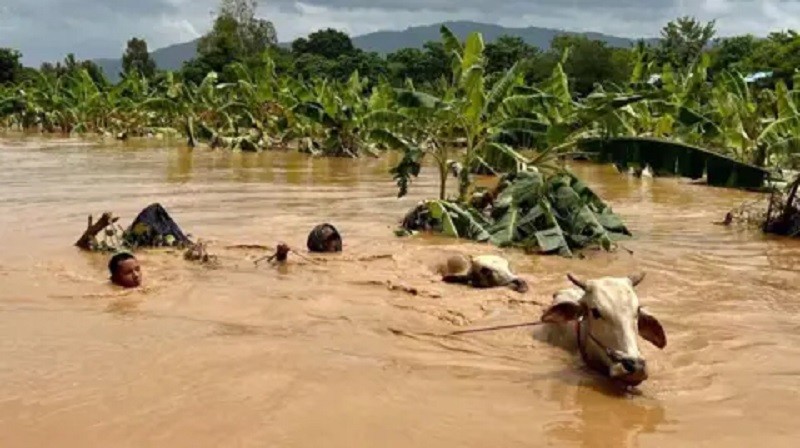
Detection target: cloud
<box><xmin>2</xmin><ymin>0</ymin><xmax>799</xmax><ymax>66</ymax></box>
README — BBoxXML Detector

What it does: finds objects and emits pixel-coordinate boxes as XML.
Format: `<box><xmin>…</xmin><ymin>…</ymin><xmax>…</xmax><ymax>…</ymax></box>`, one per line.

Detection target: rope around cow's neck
<box><xmin>576</xmin><ymin>317</ymin><xmax>618</xmax><ymax>368</ymax></box>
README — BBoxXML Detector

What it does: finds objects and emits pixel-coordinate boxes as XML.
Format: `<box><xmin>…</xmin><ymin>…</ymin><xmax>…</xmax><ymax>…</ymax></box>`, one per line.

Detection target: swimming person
<box><xmin>108</xmin><ymin>252</ymin><xmax>142</xmax><ymax>288</ymax></box>
<box><xmin>307</xmin><ymin>223</ymin><xmax>342</xmax><ymax>253</ymax></box>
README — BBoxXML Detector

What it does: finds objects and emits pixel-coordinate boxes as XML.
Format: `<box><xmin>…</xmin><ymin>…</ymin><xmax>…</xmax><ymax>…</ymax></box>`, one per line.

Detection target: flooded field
<box><xmin>1</xmin><ymin>136</ymin><xmax>799</xmax><ymax>447</ymax></box>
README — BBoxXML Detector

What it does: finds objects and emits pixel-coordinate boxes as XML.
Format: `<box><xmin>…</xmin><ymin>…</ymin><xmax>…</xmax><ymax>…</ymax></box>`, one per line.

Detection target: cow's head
<box><xmin>541</xmin><ymin>273</ymin><xmax>666</xmax><ymax>386</ymax></box>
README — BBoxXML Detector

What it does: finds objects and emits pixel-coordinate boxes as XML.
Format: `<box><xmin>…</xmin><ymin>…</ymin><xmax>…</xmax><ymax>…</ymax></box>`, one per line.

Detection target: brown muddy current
<box><xmin>1</xmin><ymin>136</ymin><xmax>799</xmax><ymax>447</ymax></box>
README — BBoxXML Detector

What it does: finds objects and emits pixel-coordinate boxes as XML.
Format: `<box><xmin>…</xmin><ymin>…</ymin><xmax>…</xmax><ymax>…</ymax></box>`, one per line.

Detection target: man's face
<box><xmin>113</xmin><ymin>258</ymin><xmax>142</xmax><ymax>288</ymax></box>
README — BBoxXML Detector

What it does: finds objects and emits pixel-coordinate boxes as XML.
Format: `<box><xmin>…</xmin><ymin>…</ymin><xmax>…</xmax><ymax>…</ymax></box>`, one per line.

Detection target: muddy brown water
<box><xmin>1</xmin><ymin>135</ymin><xmax>799</xmax><ymax>447</ymax></box>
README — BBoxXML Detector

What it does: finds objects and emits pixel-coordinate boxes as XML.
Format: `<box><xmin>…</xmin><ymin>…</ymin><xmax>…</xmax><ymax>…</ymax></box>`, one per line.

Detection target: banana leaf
<box><xmin>399</xmin><ymin>168</ymin><xmax>629</xmax><ymax>257</ymax></box>
<box><xmin>419</xmin><ymin>200</ymin><xmax>491</xmax><ymax>241</ymax></box>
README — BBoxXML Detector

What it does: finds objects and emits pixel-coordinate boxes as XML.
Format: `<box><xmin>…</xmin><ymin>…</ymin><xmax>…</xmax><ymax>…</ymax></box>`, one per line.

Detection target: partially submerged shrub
<box><xmin>399</xmin><ymin>168</ymin><xmax>631</xmax><ymax>257</ymax></box>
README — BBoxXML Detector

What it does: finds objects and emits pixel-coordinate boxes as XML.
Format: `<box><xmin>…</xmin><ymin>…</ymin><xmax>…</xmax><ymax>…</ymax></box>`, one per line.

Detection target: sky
<box><xmin>2</xmin><ymin>0</ymin><xmax>800</xmax><ymax>66</ymax></box>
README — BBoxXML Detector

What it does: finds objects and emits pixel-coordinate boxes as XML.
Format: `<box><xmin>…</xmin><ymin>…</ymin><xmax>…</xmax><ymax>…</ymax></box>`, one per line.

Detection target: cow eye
<box><xmin>591</xmin><ymin>307</ymin><xmax>602</xmax><ymax>319</ymax></box>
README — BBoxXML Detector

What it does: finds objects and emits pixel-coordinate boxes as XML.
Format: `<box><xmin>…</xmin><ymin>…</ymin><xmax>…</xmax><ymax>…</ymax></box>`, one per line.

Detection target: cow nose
<box><xmin>621</xmin><ymin>357</ymin><xmax>646</xmax><ymax>374</ymax></box>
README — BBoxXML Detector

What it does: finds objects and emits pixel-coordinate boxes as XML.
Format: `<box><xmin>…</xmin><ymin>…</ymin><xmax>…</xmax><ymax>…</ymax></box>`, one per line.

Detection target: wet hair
<box><xmin>307</xmin><ymin>223</ymin><xmax>342</xmax><ymax>253</ymax></box>
<box><xmin>108</xmin><ymin>252</ymin><xmax>136</xmax><ymax>277</ymax></box>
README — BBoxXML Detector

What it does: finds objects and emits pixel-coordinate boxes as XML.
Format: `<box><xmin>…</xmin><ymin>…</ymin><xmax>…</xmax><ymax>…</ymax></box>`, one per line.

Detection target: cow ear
<box><xmin>638</xmin><ymin>307</ymin><xmax>666</xmax><ymax>349</ymax></box>
<box><xmin>542</xmin><ymin>290</ymin><xmax>585</xmax><ymax>323</ymax></box>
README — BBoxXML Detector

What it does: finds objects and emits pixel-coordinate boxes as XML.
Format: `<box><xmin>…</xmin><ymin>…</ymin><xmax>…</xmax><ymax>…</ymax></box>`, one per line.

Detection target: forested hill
<box><xmin>351</xmin><ymin>21</ymin><xmax>651</xmax><ymax>53</ymax></box>
<box><xmin>93</xmin><ymin>20</ymin><xmax>652</xmax><ymax>81</ymax></box>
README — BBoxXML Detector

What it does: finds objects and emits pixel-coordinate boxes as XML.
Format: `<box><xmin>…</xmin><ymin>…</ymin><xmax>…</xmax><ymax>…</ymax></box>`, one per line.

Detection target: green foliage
<box><xmin>709</xmin><ymin>35</ymin><xmax>758</xmax><ymax>75</ymax></box>
<box><xmin>184</xmin><ymin>0</ymin><xmax>277</xmax><ymax>84</ymax></box>
<box><xmin>49</xmin><ymin>54</ymin><xmax>108</xmax><ymax>86</ymax></box>
<box><xmin>10</xmin><ymin>16</ymin><xmax>800</xmax><ymax>252</ymax></box>
<box><xmin>122</xmin><ymin>38</ymin><xmax>157</xmax><ymax>79</ymax></box>
<box><xmin>3</xmin><ymin>14</ymin><xmax>800</xmax><ymax>179</ymax></box>
<box><xmin>657</xmin><ymin>16</ymin><xmax>716</xmax><ymax>68</ymax></box>
<box><xmin>401</xmin><ymin>168</ymin><xmax>630</xmax><ymax>257</ymax></box>
<box><xmin>743</xmin><ymin>31</ymin><xmax>800</xmax><ymax>84</ymax></box>
<box><xmin>485</xmin><ymin>36</ymin><xmax>539</xmax><ymax>75</ymax></box>
<box><xmin>292</xmin><ymin>29</ymin><xmax>356</xmax><ymax>59</ymax></box>
<box><xmin>550</xmin><ymin>35</ymin><xmax>629</xmax><ymax>96</ymax></box>
<box><xmin>0</xmin><ymin>48</ymin><xmax>23</xmax><ymax>85</ymax></box>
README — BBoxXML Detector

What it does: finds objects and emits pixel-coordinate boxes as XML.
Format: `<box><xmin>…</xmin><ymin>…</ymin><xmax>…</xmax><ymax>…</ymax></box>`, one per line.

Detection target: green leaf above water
<box><xmin>399</xmin><ymin>168</ymin><xmax>630</xmax><ymax>257</ymax></box>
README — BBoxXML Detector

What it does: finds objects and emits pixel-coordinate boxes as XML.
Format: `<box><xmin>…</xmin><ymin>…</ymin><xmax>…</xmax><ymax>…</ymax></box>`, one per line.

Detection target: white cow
<box><xmin>540</xmin><ymin>273</ymin><xmax>667</xmax><ymax>386</ymax></box>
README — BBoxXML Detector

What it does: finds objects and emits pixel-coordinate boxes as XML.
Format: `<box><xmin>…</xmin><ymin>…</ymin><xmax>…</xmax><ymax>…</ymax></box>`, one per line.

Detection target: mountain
<box><xmin>94</xmin><ymin>20</ymin><xmax>654</xmax><ymax>82</ymax></box>
<box><xmin>351</xmin><ymin>21</ymin><xmax>650</xmax><ymax>53</ymax></box>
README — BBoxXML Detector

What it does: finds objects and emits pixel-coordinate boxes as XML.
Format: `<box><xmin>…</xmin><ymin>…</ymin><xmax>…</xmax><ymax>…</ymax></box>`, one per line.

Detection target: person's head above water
<box><xmin>306</xmin><ymin>223</ymin><xmax>342</xmax><ymax>253</ymax></box>
<box><xmin>108</xmin><ymin>252</ymin><xmax>142</xmax><ymax>288</ymax></box>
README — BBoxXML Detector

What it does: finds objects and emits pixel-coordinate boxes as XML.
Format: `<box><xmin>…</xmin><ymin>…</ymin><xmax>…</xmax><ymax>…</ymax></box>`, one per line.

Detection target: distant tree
<box><xmin>39</xmin><ymin>53</ymin><xmax>108</xmax><ymax>86</ymax></box>
<box><xmin>291</xmin><ymin>29</ymin><xmax>356</xmax><ymax>59</ymax></box>
<box><xmin>485</xmin><ymin>35</ymin><xmax>539</xmax><ymax>74</ymax></box>
<box><xmin>524</xmin><ymin>52</ymin><xmax>558</xmax><ymax>84</ymax></box>
<box><xmin>657</xmin><ymin>16</ymin><xmax>716</xmax><ymax>67</ymax></box>
<box><xmin>742</xmin><ymin>31</ymin><xmax>800</xmax><ymax>85</ymax></box>
<box><xmin>183</xmin><ymin>0</ymin><xmax>277</xmax><ymax>83</ymax></box>
<box><xmin>121</xmin><ymin>37</ymin><xmax>157</xmax><ymax>78</ymax></box>
<box><xmin>420</xmin><ymin>41</ymin><xmax>450</xmax><ymax>84</ymax></box>
<box><xmin>708</xmin><ymin>35</ymin><xmax>758</xmax><ymax>75</ymax></box>
<box><xmin>293</xmin><ymin>52</ymin><xmax>336</xmax><ymax>80</ymax></box>
<box><xmin>550</xmin><ymin>35</ymin><xmax>625</xmax><ymax>96</ymax></box>
<box><xmin>332</xmin><ymin>50</ymin><xmax>387</xmax><ymax>82</ymax></box>
<box><xmin>0</xmin><ymin>48</ymin><xmax>23</xmax><ymax>85</ymax></box>
<box><xmin>81</xmin><ymin>60</ymin><xmax>108</xmax><ymax>86</ymax></box>
<box><xmin>217</xmin><ymin>0</ymin><xmax>277</xmax><ymax>55</ymax></box>
<box><xmin>609</xmin><ymin>47</ymin><xmax>637</xmax><ymax>86</ymax></box>
<box><xmin>289</xmin><ymin>29</ymin><xmax>385</xmax><ymax>82</ymax></box>
<box><xmin>387</xmin><ymin>47</ymin><xmax>427</xmax><ymax>85</ymax></box>
<box><xmin>39</xmin><ymin>62</ymin><xmax>60</xmax><ymax>78</ymax></box>
<box><xmin>385</xmin><ymin>41</ymin><xmax>451</xmax><ymax>88</ymax></box>
<box><xmin>266</xmin><ymin>45</ymin><xmax>294</xmax><ymax>74</ymax></box>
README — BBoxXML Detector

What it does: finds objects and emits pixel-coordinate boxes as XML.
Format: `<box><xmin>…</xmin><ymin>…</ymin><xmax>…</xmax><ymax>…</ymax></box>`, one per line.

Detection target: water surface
<box><xmin>1</xmin><ymin>136</ymin><xmax>799</xmax><ymax>447</ymax></box>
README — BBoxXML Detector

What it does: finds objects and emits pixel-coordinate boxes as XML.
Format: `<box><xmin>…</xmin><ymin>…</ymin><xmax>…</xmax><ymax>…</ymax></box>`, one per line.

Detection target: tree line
<box><xmin>2</xmin><ymin>0</ymin><xmax>799</xmax><ymax>95</ymax></box>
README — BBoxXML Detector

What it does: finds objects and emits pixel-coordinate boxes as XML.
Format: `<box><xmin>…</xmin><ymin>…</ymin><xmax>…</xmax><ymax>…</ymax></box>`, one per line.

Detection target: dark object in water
<box><xmin>254</xmin><ymin>242</ymin><xmax>316</xmax><ymax>265</ymax></box>
<box><xmin>401</xmin><ymin>203</ymin><xmax>435</xmax><ymax>232</ymax></box>
<box><xmin>75</xmin><ymin>212</ymin><xmax>120</xmax><ymax>250</ymax></box>
<box><xmin>763</xmin><ymin>175</ymin><xmax>800</xmax><ymax>237</ymax></box>
<box><xmin>578</xmin><ymin>137</ymin><xmax>769</xmax><ymax>189</ymax></box>
<box><xmin>123</xmin><ymin>203</ymin><xmax>191</xmax><ymax>248</ymax></box>
<box><xmin>307</xmin><ymin>224</ymin><xmax>342</xmax><ymax>252</ymax></box>
<box><xmin>184</xmin><ymin>240</ymin><xmax>217</xmax><ymax>264</ymax></box>
<box><xmin>275</xmin><ymin>243</ymin><xmax>290</xmax><ymax>262</ymax></box>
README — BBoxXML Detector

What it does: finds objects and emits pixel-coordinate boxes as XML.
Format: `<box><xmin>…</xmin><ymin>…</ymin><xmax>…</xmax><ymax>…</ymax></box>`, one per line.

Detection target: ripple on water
<box><xmin>1</xmin><ymin>139</ymin><xmax>800</xmax><ymax>447</ymax></box>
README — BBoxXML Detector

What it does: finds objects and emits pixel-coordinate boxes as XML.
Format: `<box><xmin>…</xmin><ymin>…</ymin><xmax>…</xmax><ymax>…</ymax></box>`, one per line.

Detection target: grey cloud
<box><xmin>2</xmin><ymin>0</ymin><xmax>800</xmax><ymax>66</ymax></box>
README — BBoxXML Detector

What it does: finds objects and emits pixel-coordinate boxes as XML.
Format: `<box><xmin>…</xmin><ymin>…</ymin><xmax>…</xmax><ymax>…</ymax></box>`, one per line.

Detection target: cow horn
<box><xmin>628</xmin><ymin>272</ymin><xmax>646</xmax><ymax>287</ymax></box>
<box><xmin>567</xmin><ymin>273</ymin><xmax>588</xmax><ymax>290</ymax></box>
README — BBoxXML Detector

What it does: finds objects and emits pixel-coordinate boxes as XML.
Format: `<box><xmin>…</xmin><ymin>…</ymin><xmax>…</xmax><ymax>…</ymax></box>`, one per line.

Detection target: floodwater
<box><xmin>1</xmin><ymin>135</ymin><xmax>799</xmax><ymax>448</ymax></box>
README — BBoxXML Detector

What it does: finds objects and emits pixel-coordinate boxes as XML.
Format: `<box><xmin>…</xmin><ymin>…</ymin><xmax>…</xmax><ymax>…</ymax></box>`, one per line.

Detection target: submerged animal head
<box><xmin>541</xmin><ymin>273</ymin><xmax>666</xmax><ymax>386</ymax></box>
<box><xmin>470</xmin><ymin>255</ymin><xmax>528</xmax><ymax>293</ymax></box>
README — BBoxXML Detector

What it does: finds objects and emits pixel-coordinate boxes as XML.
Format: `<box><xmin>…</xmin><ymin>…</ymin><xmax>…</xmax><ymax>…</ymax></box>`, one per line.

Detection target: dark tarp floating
<box><xmin>579</xmin><ymin>137</ymin><xmax>769</xmax><ymax>189</ymax></box>
<box><xmin>123</xmin><ymin>203</ymin><xmax>191</xmax><ymax>248</ymax></box>
<box><xmin>677</xmin><ymin>146</ymin><xmax>707</xmax><ymax>179</ymax></box>
<box><xmin>706</xmin><ymin>155</ymin><xmax>736</xmax><ymax>187</ymax></box>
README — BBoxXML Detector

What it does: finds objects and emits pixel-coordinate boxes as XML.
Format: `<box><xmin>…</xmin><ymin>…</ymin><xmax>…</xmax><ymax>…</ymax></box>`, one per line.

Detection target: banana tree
<box><xmin>369</xmin><ymin>86</ymin><xmax>456</xmax><ymax>199</ymax></box>
<box><xmin>375</xmin><ymin>27</ymin><xmax>535</xmax><ymax>201</ymax></box>
<box><xmin>292</xmin><ymin>71</ymin><xmax>379</xmax><ymax>157</ymax></box>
